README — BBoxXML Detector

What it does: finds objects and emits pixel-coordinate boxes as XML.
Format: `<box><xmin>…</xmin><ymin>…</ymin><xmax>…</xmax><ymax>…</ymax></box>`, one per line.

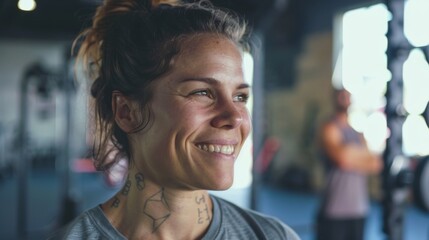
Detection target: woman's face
<box><xmin>131</xmin><ymin>34</ymin><xmax>251</xmax><ymax>191</ymax></box>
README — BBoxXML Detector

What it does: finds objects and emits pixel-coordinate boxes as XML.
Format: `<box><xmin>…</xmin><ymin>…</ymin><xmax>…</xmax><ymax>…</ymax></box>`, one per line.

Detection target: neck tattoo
<box><xmin>143</xmin><ymin>188</ymin><xmax>171</xmax><ymax>232</ymax></box>
<box><xmin>195</xmin><ymin>194</ymin><xmax>211</xmax><ymax>224</ymax></box>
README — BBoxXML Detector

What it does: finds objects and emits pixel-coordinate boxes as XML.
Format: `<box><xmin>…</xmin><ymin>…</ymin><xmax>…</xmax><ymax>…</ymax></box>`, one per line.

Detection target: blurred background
<box><xmin>0</xmin><ymin>0</ymin><xmax>429</xmax><ymax>239</ymax></box>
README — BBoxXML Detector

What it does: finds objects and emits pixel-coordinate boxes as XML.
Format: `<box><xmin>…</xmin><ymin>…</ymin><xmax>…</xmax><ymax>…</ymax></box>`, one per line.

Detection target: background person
<box><xmin>49</xmin><ymin>0</ymin><xmax>300</xmax><ymax>239</ymax></box>
<box><xmin>316</xmin><ymin>88</ymin><xmax>383</xmax><ymax>240</ymax></box>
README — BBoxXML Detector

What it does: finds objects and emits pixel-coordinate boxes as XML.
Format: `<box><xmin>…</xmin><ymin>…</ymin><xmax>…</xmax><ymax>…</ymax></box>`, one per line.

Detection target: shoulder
<box><xmin>321</xmin><ymin>120</ymin><xmax>342</xmax><ymax>143</ymax></box>
<box><xmin>47</xmin><ymin>206</ymin><xmax>125</xmax><ymax>240</ymax></box>
<box><xmin>322</xmin><ymin>120</ymin><xmax>340</xmax><ymax>134</ymax></box>
<box><xmin>214</xmin><ymin>196</ymin><xmax>300</xmax><ymax>240</ymax></box>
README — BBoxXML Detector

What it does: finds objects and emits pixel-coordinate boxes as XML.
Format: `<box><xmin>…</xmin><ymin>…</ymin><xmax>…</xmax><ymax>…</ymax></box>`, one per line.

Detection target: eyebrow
<box><xmin>179</xmin><ymin>77</ymin><xmax>251</xmax><ymax>89</ymax></box>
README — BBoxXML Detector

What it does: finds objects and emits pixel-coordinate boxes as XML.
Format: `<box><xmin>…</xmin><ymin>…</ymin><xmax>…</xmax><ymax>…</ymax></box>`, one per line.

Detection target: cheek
<box><xmin>241</xmin><ymin>109</ymin><xmax>252</xmax><ymax>136</ymax></box>
<box><xmin>171</xmin><ymin>103</ymin><xmax>210</xmax><ymax>125</ymax></box>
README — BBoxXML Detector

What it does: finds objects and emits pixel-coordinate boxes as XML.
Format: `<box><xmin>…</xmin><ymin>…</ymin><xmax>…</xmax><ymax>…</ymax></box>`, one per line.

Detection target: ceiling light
<box><xmin>17</xmin><ymin>0</ymin><xmax>37</xmax><ymax>12</ymax></box>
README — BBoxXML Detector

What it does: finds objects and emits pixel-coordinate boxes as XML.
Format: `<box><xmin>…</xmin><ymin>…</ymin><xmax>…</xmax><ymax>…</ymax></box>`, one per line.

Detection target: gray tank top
<box><xmin>321</xmin><ymin>121</ymin><xmax>368</xmax><ymax>218</ymax></box>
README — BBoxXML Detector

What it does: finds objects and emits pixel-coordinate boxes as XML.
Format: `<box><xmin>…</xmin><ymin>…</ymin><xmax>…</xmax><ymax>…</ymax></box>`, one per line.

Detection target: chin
<box><xmin>206</xmin><ymin>177</ymin><xmax>234</xmax><ymax>191</ymax></box>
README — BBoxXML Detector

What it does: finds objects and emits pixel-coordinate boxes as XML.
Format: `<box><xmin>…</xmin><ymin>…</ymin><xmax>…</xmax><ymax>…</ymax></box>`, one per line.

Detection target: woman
<box><xmin>50</xmin><ymin>0</ymin><xmax>300</xmax><ymax>239</ymax></box>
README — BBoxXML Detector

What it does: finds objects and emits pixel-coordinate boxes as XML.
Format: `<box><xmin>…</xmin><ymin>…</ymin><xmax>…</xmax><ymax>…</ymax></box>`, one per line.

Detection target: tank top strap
<box><xmin>333</xmin><ymin>119</ymin><xmax>363</xmax><ymax>146</ymax></box>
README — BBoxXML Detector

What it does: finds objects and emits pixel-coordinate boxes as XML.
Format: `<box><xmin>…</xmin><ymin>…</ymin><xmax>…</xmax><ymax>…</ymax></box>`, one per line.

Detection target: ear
<box><xmin>112</xmin><ymin>91</ymin><xmax>137</xmax><ymax>133</ymax></box>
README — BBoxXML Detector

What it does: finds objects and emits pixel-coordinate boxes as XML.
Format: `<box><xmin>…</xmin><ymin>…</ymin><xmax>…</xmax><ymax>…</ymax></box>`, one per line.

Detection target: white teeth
<box><xmin>197</xmin><ymin>144</ymin><xmax>235</xmax><ymax>155</ymax></box>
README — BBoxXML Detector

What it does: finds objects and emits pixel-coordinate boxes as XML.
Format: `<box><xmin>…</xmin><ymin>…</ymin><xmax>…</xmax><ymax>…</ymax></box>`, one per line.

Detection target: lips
<box><xmin>196</xmin><ymin>144</ymin><xmax>235</xmax><ymax>155</ymax></box>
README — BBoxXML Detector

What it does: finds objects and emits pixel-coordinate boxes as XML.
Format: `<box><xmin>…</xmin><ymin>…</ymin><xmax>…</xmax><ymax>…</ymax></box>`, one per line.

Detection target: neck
<box><xmin>101</xmin><ymin>168</ymin><xmax>213</xmax><ymax>239</ymax></box>
<box><xmin>335</xmin><ymin>110</ymin><xmax>348</xmax><ymax>124</ymax></box>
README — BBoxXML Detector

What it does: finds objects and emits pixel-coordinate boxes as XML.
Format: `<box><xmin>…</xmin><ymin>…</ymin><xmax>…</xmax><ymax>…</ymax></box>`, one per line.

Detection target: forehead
<box><xmin>336</xmin><ymin>90</ymin><xmax>350</xmax><ymax>97</ymax></box>
<box><xmin>169</xmin><ymin>34</ymin><xmax>244</xmax><ymax>78</ymax></box>
<box><xmin>340</xmin><ymin>91</ymin><xmax>351</xmax><ymax>98</ymax></box>
<box><xmin>179</xmin><ymin>34</ymin><xmax>242</xmax><ymax>57</ymax></box>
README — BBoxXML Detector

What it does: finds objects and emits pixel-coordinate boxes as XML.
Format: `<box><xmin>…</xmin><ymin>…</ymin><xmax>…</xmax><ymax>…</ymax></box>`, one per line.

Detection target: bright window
<box><xmin>336</xmin><ymin>2</ymin><xmax>429</xmax><ymax>156</ymax></box>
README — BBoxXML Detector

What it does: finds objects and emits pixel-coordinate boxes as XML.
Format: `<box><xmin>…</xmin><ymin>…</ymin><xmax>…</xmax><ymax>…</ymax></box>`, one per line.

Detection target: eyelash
<box><xmin>234</xmin><ymin>93</ymin><xmax>249</xmax><ymax>103</ymax></box>
<box><xmin>190</xmin><ymin>89</ymin><xmax>213</xmax><ymax>98</ymax></box>
<box><xmin>189</xmin><ymin>89</ymin><xmax>249</xmax><ymax>103</ymax></box>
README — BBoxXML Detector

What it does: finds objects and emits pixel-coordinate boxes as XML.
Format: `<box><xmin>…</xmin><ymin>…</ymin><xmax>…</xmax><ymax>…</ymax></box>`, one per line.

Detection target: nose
<box><xmin>211</xmin><ymin>99</ymin><xmax>243</xmax><ymax>129</ymax></box>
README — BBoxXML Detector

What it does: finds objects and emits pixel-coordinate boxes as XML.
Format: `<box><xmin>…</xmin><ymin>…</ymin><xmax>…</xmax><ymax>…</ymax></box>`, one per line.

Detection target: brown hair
<box><xmin>74</xmin><ymin>0</ymin><xmax>250</xmax><ymax>170</ymax></box>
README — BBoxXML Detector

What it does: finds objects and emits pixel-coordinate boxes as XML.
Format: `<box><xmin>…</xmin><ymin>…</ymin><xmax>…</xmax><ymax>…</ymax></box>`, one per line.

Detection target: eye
<box><xmin>233</xmin><ymin>93</ymin><xmax>249</xmax><ymax>103</ymax></box>
<box><xmin>189</xmin><ymin>89</ymin><xmax>213</xmax><ymax>98</ymax></box>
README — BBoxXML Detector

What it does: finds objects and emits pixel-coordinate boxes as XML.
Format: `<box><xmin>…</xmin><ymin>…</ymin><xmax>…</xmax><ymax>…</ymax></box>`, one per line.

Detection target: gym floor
<box><xmin>0</xmin><ymin>169</ymin><xmax>428</xmax><ymax>240</ymax></box>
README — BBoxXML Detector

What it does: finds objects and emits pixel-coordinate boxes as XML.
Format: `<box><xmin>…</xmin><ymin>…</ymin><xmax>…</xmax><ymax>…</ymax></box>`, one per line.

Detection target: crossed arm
<box><xmin>321</xmin><ymin>122</ymin><xmax>383</xmax><ymax>174</ymax></box>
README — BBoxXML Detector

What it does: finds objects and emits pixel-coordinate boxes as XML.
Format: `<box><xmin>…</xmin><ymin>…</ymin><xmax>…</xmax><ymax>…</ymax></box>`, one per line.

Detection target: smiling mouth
<box><xmin>196</xmin><ymin>144</ymin><xmax>235</xmax><ymax>155</ymax></box>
